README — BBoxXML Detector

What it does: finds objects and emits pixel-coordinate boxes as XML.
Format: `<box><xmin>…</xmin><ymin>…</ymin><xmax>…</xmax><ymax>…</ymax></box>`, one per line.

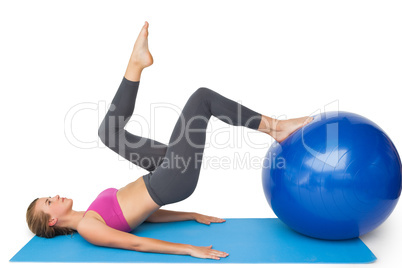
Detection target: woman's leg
<box><xmin>144</xmin><ymin>87</ymin><xmax>266</xmax><ymax>206</ymax></box>
<box><xmin>101</xmin><ymin>21</ymin><xmax>314</xmax><ymax>206</ymax></box>
<box><xmin>98</xmin><ymin>22</ymin><xmax>166</xmax><ymax>172</ymax></box>
<box><xmin>98</xmin><ymin>77</ymin><xmax>167</xmax><ymax>172</ymax></box>
<box><xmin>144</xmin><ymin>85</ymin><xmax>313</xmax><ymax>206</ymax></box>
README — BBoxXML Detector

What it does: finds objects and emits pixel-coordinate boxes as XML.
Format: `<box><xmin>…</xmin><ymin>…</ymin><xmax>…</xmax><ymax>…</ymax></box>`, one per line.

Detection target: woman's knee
<box><xmin>98</xmin><ymin>119</ymin><xmax>108</xmax><ymax>145</ymax></box>
<box><xmin>193</xmin><ymin>87</ymin><xmax>213</xmax><ymax>99</ymax></box>
<box><xmin>190</xmin><ymin>87</ymin><xmax>215</xmax><ymax>113</ymax></box>
<box><xmin>98</xmin><ymin>117</ymin><xmax>118</xmax><ymax>147</ymax></box>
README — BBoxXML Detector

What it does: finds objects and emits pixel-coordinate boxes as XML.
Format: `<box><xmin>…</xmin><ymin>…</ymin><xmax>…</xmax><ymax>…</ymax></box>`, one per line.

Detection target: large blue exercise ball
<box><xmin>262</xmin><ymin>111</ymin><xmax>402</xmax><ymax>240</ymax></box>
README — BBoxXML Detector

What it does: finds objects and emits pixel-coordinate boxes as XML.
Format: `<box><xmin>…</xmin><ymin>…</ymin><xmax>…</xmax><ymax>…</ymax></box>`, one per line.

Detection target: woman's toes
<box><xmin>302</xmin><ymin>116</ymin><xmax>314</xmax><ymax>126</ymax></box>
<box><xmin>141</xmin><ymin>22</ymin><xmax>149</xmax><ymax>36</ymax></box>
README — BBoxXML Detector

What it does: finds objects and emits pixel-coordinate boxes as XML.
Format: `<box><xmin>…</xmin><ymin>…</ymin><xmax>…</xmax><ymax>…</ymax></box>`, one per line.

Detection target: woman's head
<box><xmin>26</xmin><ymin>195</ymin><xmax>75</xmax><ymax>238</ymax></box>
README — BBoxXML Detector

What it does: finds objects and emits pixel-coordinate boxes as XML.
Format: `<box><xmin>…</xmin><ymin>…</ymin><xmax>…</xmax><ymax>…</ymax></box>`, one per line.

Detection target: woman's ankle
<box><xmin>258</xmin><ymin>115</ymin><xmax>277</xmax><ymax>135</ymax></box>
<box><xmin>124</xmin><ymin>63</ymin><xmax>143</xmax><ymax>81</ymax></box>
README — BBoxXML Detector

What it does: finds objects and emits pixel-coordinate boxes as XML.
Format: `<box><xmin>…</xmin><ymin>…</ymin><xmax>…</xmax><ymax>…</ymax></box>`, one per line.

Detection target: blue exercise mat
<box><xmin>10</xmin><ymin>218</ymin><xmax>376</xmax><ymax>263</ymax></box>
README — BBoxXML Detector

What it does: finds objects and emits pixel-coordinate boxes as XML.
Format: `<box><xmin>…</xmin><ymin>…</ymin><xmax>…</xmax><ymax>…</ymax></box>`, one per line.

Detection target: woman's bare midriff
<box><xmin>116</xmin><ymin>176</ymin><xmax>162</xmax><ymax>230</ymax></box>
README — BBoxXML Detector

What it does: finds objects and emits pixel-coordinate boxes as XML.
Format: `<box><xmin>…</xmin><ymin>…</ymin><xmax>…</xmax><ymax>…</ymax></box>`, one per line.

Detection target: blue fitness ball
<box><xmin>262</xmin><ymin>111</ymin><xmax>402</xmax><ymax>240</ymax></box>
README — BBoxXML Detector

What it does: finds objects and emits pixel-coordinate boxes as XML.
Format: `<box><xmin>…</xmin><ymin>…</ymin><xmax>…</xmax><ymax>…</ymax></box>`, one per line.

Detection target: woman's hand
<box><xmin>193</xmin><ymin>213</ymin><xmax>226</xmax><ymax>225</ymax></box>
<box><xmin>189</xmin><ymin>245</ymin><xmax>229</xmax><ymax>260</ymax></box>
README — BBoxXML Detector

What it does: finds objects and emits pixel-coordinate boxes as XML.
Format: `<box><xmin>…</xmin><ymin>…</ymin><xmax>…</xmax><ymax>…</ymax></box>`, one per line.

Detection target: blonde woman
<box><xmin>26</xmin><ymin>21</ymin><xmax>313</xmax><ymax>260</ymax></box>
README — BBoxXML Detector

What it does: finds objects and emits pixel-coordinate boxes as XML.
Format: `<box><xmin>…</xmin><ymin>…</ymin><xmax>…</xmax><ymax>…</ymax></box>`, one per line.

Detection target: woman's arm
<box><xmin>77</xmin><ymin>217</ymin><xmax>229</xmax><ymax>260</ymax></box>
<box><xmin>146</xmin><ymin>209</ymin><xmax>226</xmax><ymax>225</ymax></box>
<box><xmin>145</xmin><ymin>209</ymin><xmax>194</xmax><ymax>223</ymax></box>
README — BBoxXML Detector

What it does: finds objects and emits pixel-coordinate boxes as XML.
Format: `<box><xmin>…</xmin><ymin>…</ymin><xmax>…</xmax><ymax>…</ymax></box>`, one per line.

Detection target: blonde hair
<box><xmin>26</xmin><ymin>198</ymin><xmax>75</xmax><ymax>238</ymax></box>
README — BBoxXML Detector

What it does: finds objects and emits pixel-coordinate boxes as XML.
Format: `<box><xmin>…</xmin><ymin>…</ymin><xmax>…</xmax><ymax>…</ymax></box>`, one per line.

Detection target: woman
<box><xmin>26</xmin><ymin>21</ymin><xmax>313</xmax><ymax>260</ymax></box>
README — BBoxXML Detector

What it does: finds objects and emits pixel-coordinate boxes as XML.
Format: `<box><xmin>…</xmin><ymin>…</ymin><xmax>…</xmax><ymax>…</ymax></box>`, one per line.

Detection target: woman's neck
<box><xmin>58</xmin><ymin>210</ymin><xmax>85</xmax><ymax>230</ymax></box>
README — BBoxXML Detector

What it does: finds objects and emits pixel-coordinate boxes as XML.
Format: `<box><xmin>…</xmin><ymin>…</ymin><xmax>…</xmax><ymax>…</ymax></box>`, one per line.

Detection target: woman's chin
<box><xmin>65</xmin><ymin>198</ymin><xmax>73</xmax><ymax>207</ymax></box>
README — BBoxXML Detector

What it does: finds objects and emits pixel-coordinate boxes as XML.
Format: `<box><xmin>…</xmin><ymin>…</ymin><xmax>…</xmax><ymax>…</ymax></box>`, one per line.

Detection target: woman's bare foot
<box><xmin>259</xmin><ymin>115</ymin><xmax>314</xmax><ymax>143</ymax></box>
<box><xmin>124</xmin><ymin>21</ymin><xmax>154</xmax><ymax>81</ymax></box>
<box><xmin>129</xmin><ymin>21</ymin><xmax>154</xmax><ymax>69</ymax></box>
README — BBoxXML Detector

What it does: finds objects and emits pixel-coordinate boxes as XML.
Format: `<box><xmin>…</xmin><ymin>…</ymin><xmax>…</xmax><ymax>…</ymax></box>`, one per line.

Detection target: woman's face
<box><xmin>35</xmin><ymin>195</ymin><xmax>73</xmax><ymax>226</ymax></box>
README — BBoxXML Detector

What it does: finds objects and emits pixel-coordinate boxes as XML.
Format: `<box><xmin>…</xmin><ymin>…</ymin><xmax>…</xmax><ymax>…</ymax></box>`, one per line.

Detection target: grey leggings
<box><xmin>99</xmin><ymin>77</ymin><xmax>262</xmax><ymax>206</ymax></box>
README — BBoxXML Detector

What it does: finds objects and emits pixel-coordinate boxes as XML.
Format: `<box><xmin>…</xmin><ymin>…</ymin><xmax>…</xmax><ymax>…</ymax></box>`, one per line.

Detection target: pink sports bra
<box><xmin>84</xmin><ymin>188</ymin><xmax>132</xmax><ymax>232</ymax></box>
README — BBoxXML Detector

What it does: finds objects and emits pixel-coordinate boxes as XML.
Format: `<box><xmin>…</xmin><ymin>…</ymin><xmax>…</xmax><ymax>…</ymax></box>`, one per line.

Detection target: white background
<box><xmin>1</xmin><ymin>0</ymin><xmax>401</xmax><ymax>267</ymax></box>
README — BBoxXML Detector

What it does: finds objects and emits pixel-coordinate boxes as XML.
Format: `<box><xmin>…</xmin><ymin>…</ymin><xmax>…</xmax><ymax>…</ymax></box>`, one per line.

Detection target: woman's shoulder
<box><xmin>80</xmin><ymin>210</ymin><xmax>106</xmax><ymax>228</ymax></box>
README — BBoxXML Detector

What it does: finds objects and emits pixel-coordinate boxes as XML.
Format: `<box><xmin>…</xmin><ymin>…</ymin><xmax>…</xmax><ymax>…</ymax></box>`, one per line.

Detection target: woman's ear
<box><xmin>48</xmin><ymin>218</ymin><xmax>58</xmax><ymax>227</ymax></box>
